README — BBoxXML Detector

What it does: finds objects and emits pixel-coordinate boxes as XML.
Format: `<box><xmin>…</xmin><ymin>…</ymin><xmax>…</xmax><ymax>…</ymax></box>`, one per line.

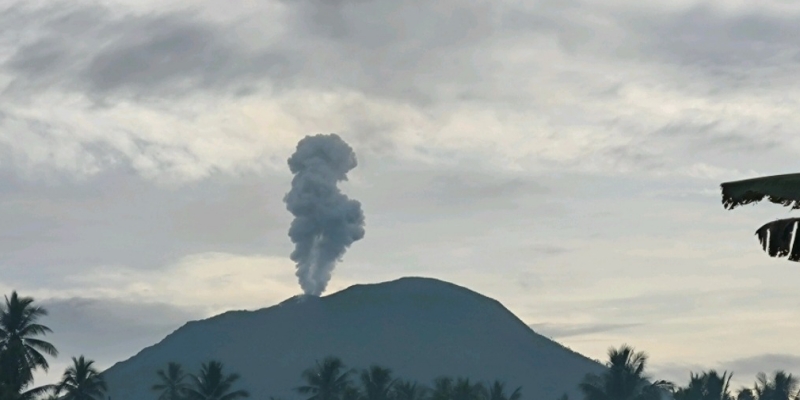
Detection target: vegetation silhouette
<box><xmin>4</xmin><ymin>290</ymin><xmax>800</xmax><ymax>400</ymax></box>
<box><xmin>183</xmin><ymin>360</ymin><xmax>250</xmax><ymax>400</ymax></box>
<box><xmin>737</xmin><ymin>388</ymin><xmax>756</xmax><ymax>400</ymax></box>
<box><xmin>487</xmin><ymin>381</ymin><xmax>522</xmax><ymax>400</ymax></box>
<box><xmin>152</xmin><ymin>362</ymin><xmax>190</xmax><ymax>400</ymax></box>
<box><xmin>578</xmin><ymin>345</ymin><xmax>672</xmax><ymax>400</ymax></box>
<box><xmin>52</xmin><ymin>356</ymin><xmax>107</xmax><ymax>400</ymax></box>
<box><xmin>721</xmin><ymin>174</ymin><xmax>800</xmax><ymax>261</ymax></box>
<box><xmin>431</xmin><ymin>377</ymin><xmax>455</xmax><ymax>400</ymax></box>
<box><xmin>451</xmin><ymin>378</ymin><xmax>486</xmax><ymax>400</ymax></box>
<box><xmin>673</xmin><ymin>370</ymin><xmax>733</xmax><ymax>400</ymax></box>
<box><xmin>0</xmin><ymin>291</ymin><xmax>58</xmax><ymax>399</ymax></box>
<box><xmin>753</xmin><ymin>371</ymin><xmax>799</xmax><ymax>400</ymax></box>
<box><xmin>393</xmin><ymin>380</ymin><xmax>429</xmax><ymax>400</ymax></box>
<box><xmin>360</xmin><ymin>365</ymin><xmax>397</xmax><ymax>400</ymax></box>
<box><xmin>296</xmin><ymin>356</ymin><xmax>356</xmax><ymax>400</ymax></box>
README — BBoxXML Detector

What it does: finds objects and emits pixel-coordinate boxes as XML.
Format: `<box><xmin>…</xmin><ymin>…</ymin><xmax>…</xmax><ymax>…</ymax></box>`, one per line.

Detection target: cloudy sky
<box><xmin>4</xmin><ymin>0</ymin><xmax>800</xmax><ymax>391</ymax></box>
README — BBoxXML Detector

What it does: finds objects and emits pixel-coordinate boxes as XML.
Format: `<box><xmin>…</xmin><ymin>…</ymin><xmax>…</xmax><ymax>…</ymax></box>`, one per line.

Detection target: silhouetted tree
<box><xmin>675</xmin><ymin>371</ymin><xmax>733</xmax><ymax>400</ymax></box>
<box><xmin>184</xmin><ymin>360</ymin><xmax>249</xmax><ymax>400</ymax></box>
<box><xmin>360</xmin><ymin>365</ymin><xmax>396</xmax><ymax>400</ymax></box>
<box><xmin>487</xmin><ymin>381</ymin><xmax>522</xmax><ymax>400</ymax></box>
<box><xmin>393</xmin><ymin>381</ymin><xmax>428</xmax><ymax>400</ymax></box>
<box><xmin>703</xmin><ymin>371</ymin><xmax>734</xmax><ymax>400</ymax></box>
<box><xmin>674</xmin><ymin>373</ymin><xmax>706</xmax><ymax>400</ymax></box>
<box><xmin>296</xmin><ymin>357</ymin><xmax>354</xmax><ymax>400</ymax></box>
<box><xmin>452</xmin><ymin>378</ymin><xmax>486</xmax><ymax>400</ymax></box>
<box><xmin>0</xmin><ymin>291</ymin><xmax>58</xmax><ymax>398</ymax></box>
<box><xmin>579</xmin><ymin>344</ymin><xmax>672</xmax><ymax>400</ymax></box>
<box><xmin>53</xmin><ymin>356</ymin><xmax>107</xmax><ymax>400</ymax></box>
<box><xmin>342</xmin><ymin>386</ymin><xmax>361</xmax><ymax>400</ymax></box>
<box><xmin>754</xmin><ymin>371</ymin><xmax>799</xmax><ymax>400</ymax></box>
<box><xmin>152</xmin><ymin>362</ymin><xmax>190</xmax><ymax>400</ymax></box>
<box><xmin>431</xmin><ymin>377</ymin><xmax>454</xmax><ymax>400</ymax></box>
<box><xmin>737</xmin><ymin>388</ymin><xmax>756</xmax><ymax>400</ymax></box>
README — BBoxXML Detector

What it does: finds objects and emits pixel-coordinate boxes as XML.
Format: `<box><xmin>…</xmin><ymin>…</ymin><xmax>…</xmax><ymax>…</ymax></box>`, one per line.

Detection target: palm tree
<box><xmin>0</xmin><ymin>291</ymin><xmax>58</xmax><ymax>397</ymax></box>
<box><xmin>53</xmin><ymin>356</ymin><xmax>107</xmax><ymax>400</ymax></box>
<box><xmin>393</xmin><ymin>380</ymin><xmax>428</xmax><ymax>400</ymax></box>
<box><xmin>579</xmin><ymin>344</ymin><xmax>672</xmax><ymax>400</ymax></box>
<box><xmin>674</xmin><ymin>373</ymin><xmax>706</xmax><ymax>400</ymax></box>
<box><xmin>487</xmin><ymin>381</ymin><xmax>522</xmax><ymax>400</ymax></box>
<box><xmin>342</xmin><ymin>386</ymin><xmax>361</xmax><ymax>400</ymax></box>
<box><xmin>431</xmin><ymin>377</ymin><xmax>454</xmax><ymax>400</ymax></box>
<box><xmin>753</xmin><ymin>371</ymin><xmax>799</xmax><ymax>400</ymax></box>
<box><xmin>152</xmin><ymin>362</ymin><xmax>190</xmax><ymax>400</ymax></box>
<box><xmin>451</xmin><ymin>378</ymin><xmax>486</xmax><ymax>400</ymax></box>
<box><xmin>295</xmin><ymin>357</ymin><xmax>354</xmax><ymax>400</ymax></box>
<box><xmin>184</xmin><ymin>360</ymin><xmax>249</xmax><ymax>400</ymax></box>
<box><xmin>360</xmin><ymin>365</ymin><xmax>396</xmax><ymax>400</ymax></box>
<box><xmin>674</xmin><ymin>371</ymin><xmax>733</xmax><ymax>400</ymax></box>
<box><xmin>704</xmin><ymin>371</ymin><xmax>734</xmax><ymax>400</ymax></box>
<box><xmin>720</xmin><ymin>174</ymin><xmax>800</xmax><ymax>261</ymax></box>
<box><xmin>737</xmin><ymin>389</ymin><xmax>755</xmax><ymax>400</ymax></box>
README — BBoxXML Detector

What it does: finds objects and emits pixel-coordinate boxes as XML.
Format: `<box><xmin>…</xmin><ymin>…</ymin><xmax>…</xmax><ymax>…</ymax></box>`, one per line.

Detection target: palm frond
<box><xmin>219</xmin><ymin>389</ymin><xmax>250</xmax><ymax>400</ymax></box>
<box><xmin>23</xmin><ymin>338</ymin><xmax>58</xmax><ymax>358</ymax></box>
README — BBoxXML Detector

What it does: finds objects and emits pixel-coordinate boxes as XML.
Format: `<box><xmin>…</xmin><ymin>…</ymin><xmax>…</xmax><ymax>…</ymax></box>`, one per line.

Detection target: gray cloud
<box><xmin>529</xmin><ymin>244</ymin><xmax>571</xmax><ymax>256</ymax></box>
<box><xmin>720</xmin><ymin>354</ymin><xmax>800</xmax><ymax>382</ymax></box>
<box><xmin>350</xmin><ymin>164</ymin><xmax>562</xmax><ymax>222</ymax></box>
<box><xmin>0</xmin><ymin>0</ymin><xmax>526</xmax><ymax>109</ymax></box>
<box><xmin>529</xmin><ymin>322</ymin><xmax>644</xmax><ymax>338</ymax></box>
<box><xmin>278</xmin><ymin>0</ymin><xmax>497</xmax><ymax>105</ymax></box>
<box><xmin>531</xmin><ymin>291</ymin><xmax>700</xmax><ymax>320</ymax></box>
<box><xmin>0</xmin><ymin>156</ymin><xmax>567</xmax><ymax>292</ymax></box>
<box><xmin>2</xmin><ymin>1</ymin><xmax>800</xmax><ymax>386</ymax></box>
<box><xmin>601</xmin><ymin>145</ymin><xmax>667</xmax><ymax>173</ymax></box>
<box><xmin>1</xmin><ymin>3</ymin><xmax>291</xmax><ymax>102</ymax></box>
<box><xmin>4</xmin><ymin>0</ymin><xmax>800</xmax><ymax>109</ymax></box>
<box><xmin>0</xmin><ymin>168</ymin><xmax>291</xmax><ymax>280</ymax></box>
<box><xmin>0</xmin><ymin>0</ymin><xmax>494</xmax><ymax>106</ymax></box>
<box><xmin>34</xmin><ymin>296</ymin><xmax>201</xmax><ymax>372</ymax></box>
<box><xmin>503</xmin><ymin>2</ymin><xmax>800</xmax><ymax>73</ymax></box>
<box><xmin>653</xmin><ymin>119</ymin><xmax>782</xmax><ymax>155</ymax></box>
<box><xmin>284</xmin><ymin>134</ymin><xmax>365</xmax><ymax>296</ymax></box>
<box><xmin>649</xmin><ymin>355</ymin><xmax>800</xmax><ymax>390</ymax></box>
<box><xmin>649</xmin><ymin>362</ymin><xmax>712</xmax><ymax>386</ymax></box>
<box><xmin>424</xmin><ymin>172</ymin><xmax>550</xmax><ymax>208</ymax></box>
<box><xmin>630</xmin><ymin>5</ymin><xmax>800</xmax><ymax>71</ymax></box>
<box><xmin>1</xmin><ymin>0</ymin><xmax>797</xmax><ymax>183</ymax></box>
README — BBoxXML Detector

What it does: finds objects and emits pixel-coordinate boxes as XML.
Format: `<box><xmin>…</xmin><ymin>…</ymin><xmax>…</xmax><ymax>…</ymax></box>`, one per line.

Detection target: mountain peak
<box><xmin>101</xmin><ymin>276</ymin><xmax>604</xmax><ymax>400</ymax></box>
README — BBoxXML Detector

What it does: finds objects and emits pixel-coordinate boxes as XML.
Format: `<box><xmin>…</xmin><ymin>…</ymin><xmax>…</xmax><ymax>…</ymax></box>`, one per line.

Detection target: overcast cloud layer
<box><xmin>3</xmin><ymin>0</ymin><xmax>800</xmax><ymax>390</ymax></box>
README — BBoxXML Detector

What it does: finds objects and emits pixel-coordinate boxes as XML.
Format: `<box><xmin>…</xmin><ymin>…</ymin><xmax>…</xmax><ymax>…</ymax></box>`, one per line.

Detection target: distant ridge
<box><xmin>101</xmin><ymin>276</ymin><xmax>605</xmax><ymax>400</ymax></box>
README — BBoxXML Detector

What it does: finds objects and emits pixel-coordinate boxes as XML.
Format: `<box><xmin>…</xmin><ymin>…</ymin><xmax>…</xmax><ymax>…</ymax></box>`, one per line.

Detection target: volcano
<box><xmin>100</xmin><ymin>277</ymin><xmax>604</xmax><ymax>399</ymax></box>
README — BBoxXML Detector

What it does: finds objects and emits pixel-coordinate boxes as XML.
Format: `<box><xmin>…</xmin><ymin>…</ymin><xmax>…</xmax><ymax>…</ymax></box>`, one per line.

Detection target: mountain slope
<box><xmin>101</xmin><ymin>277</ymin><xmax>604</xmax><ymax>399</ymax></box>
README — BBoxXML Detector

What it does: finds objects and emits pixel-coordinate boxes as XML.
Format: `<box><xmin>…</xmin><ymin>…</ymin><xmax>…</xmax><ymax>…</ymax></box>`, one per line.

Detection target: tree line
<box><xmin>2</xmin><ymin>291</ymin><xmax>800</xmax><ymax>400</ymax></box>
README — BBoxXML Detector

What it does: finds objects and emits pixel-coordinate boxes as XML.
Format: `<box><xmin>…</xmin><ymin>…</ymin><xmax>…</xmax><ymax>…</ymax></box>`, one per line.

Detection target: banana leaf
<box><xmin>755</xmin><ymin>218</ymin><xmax>800</xmax><ymax>261</ymax></box>
<box><xmin>721</xmin><ymin>173</ymin><xmax>800</xmax><ymax>210</ymax></box>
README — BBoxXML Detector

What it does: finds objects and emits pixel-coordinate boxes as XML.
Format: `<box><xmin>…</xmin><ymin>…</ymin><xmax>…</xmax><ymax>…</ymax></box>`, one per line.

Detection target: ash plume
<box><xmin>284</xmin><ymin>134</ymin><xmax>366</xmax><ymax>296</ymax></box>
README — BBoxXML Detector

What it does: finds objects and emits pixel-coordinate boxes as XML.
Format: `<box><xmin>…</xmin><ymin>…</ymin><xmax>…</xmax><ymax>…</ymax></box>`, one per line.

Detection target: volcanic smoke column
<box><xmin>284</xmin><ymin>134</ymin><xmax>366</xmax><ymax>296</ymax></box>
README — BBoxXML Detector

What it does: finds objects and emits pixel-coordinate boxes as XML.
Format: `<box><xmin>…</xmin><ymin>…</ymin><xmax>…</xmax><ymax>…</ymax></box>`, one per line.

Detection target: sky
<box><xmin>3</xmin><ymin>0</ymin><xmax>800</xmax><ymax>391</ymax></box>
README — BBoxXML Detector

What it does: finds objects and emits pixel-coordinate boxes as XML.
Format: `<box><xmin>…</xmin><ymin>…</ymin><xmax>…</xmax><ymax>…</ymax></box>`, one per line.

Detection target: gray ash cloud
<box><xmin>284</xmin><ymin>134</ymin><xmax>365</xmax><ymax>296</ymax></box>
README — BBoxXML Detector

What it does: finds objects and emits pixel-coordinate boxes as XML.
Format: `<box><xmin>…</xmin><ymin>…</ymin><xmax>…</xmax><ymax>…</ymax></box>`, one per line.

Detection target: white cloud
<box><xmin>52</xmin><ymin>252</ymin><xmax>360</xmax><ymax>316</ymax></box>
<box><xmin>3</xmin><ymin>0</ymin><xmax>799</xmax><ymax>183</ymax></box>
<box><xmin>5</xmin><ymin>0</ymin><xmax>800</xmax><ymax>389</ymax></box>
